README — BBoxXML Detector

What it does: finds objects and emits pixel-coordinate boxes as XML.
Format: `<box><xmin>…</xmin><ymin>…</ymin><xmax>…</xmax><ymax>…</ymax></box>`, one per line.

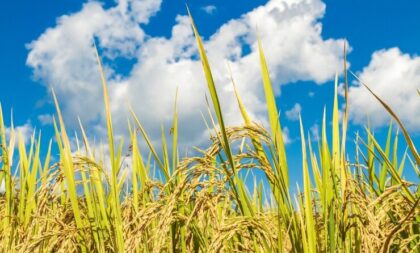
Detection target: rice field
<box><xmin>0</xmin><ymin>14</ymin><xmax>419</xmax><ymax>252</ymax></box>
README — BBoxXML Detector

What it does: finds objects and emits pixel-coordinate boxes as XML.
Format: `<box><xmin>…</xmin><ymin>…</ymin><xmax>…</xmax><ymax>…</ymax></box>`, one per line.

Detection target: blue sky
<box><xmin>1</xmin><ymin>0</ymin><xmax>419</xmax><ymax>185</ymax></box>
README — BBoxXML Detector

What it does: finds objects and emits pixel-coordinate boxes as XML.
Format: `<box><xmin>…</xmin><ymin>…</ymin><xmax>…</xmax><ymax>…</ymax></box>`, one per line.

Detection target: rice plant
<box><xmin>0</xmin><ymin>14</ymin><xmax>419</xmax><ymax>253</ymax></box>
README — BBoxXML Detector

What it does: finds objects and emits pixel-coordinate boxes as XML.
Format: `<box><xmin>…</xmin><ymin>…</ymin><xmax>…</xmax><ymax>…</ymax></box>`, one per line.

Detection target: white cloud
<box><xmin>337</xmin><ymin>82</ymin><xmax>345</xmax><ymax>97</ymax></box>
<box><xmin>348</xmin><ymin>48</ymin><xmax>420</xmax><ymax>131</ymax></box>
<box><xmin>201</xmin><ymin>5</ymin><xmax>217</xmax><ymax>15</ymax></box>
<box><xmin>117</xmin><ymin>0</ymin><xmax>162</xmax><ymax>24</ymax></box>
<box><xmin>16</xmin><ymin>123</ymin><xmax>34</xmax><ymax>144</ymax></box>
<box><xmin>309</xmin><ymin>123</ymin><xmax>320</xmax><ymax>141</ymax></box>
<box><xmin>0</xmin><ymin>122</ymin><xmax>34</xmax><ymax>193</ymax></box>
<box><xmin>37</xmin><ymin>114</ymin><xmax>54</xmax><ymax>126</ymax></box>
<box><xmin>285</xmin><ymin>103</ymin><xmax>302</xmax><ymax>121</ymax></box>
<box><xmin>282</xmin><ymin>126</ymin><xmax>292</xmax><ymax>144</ymax></box>
<box><xmin>5</xmin><ymin>122</ymin><xmax>34</xmax><ymax>146</ymax></box>
<box><xmin>26</xmin><ymin>0</ymin><xmax>348</xmax><ymax>152</ymax></box>
<box><xmin>26</xmin><ymin>0</ymin><xmax>158</xmax><ymax>129</ymax></box>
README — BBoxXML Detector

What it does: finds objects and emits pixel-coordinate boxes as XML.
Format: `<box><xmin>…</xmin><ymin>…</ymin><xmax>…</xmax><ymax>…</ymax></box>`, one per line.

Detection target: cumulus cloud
<box><xmin>348</xmin><ymin>48</ymin><xmax>420</xmax><ymax>131</ymax></box>
<box><xmin>26</xmin><ymin>0</ymin><xmax>156</xmax><ymax>129</ymax></box>
<box><xmin>0</xmin><ymin>122</ymin><xmax>34</xmax><ymax>193</ymax></box>
<box><xmin>37</xmin><ymin>114</ymin><xmax>54</xmax><ymax>126</ymax></box>
<box><xmin>309</xmin><ymin>123</ymin><xmax>320</xmax><ymax>141</ymax></box>
<box><xmin>201</xmin><ymin>5</ymin><xmax>217</xmax><ymax>15</ymax></box>
<box><xmin>5</xmin><ymin>122</ymin><xmax>34</xmax><ymax>147</ymax></box>
<box><xmin>285</xmin><ymin>103</ymin><xmax>302</xmax><ymax>121</ymax></box>
<box><xmin>26</xmin><ymin>0</ymin><xmax>348</xmax><ymax>151</ymax></box>
<box><xmin>282</xmin><ymin>127</ymin><xmax>292</xmax><ymax>144</ymax></box>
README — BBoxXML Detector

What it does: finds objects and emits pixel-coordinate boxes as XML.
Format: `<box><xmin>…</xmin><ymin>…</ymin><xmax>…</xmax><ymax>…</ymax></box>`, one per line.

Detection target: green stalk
<box><xmin>93</xmin><ymin>44</ymin><xmax>125</xmax><ymax>252</ymax></box>
<box><xmin>299</xmin><ymin>117</ymin><xmax>317</xmax><ymax>253</ymax></box>
<box><xmin>51</xmin><ymin>95</ymin><xmax>87</xmax><ymax>252</ymax></box>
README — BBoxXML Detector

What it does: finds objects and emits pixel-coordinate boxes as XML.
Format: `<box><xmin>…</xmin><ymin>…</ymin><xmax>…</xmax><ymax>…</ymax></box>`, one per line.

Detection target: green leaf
<box><xmin>299</xmin><ymin>117</ymin><xmax>317</xmax><ymax>253</ymax></box>
<box><xmin>258</xmin><ymin>38</ymin><xmax>289</xmax><ymax>188</ymax></box>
